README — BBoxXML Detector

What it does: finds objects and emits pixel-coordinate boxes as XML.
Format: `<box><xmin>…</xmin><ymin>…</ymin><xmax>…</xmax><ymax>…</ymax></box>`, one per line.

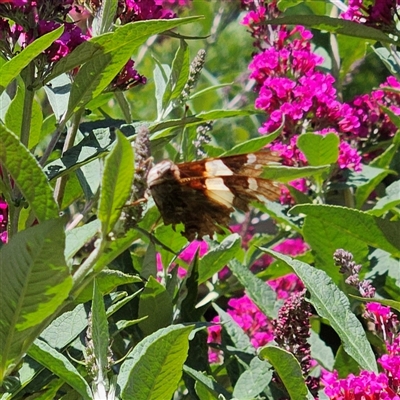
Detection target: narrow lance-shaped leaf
<box><xmin>259</xmin><ymin>346</ymin><xmax>311</xmax><ymax>400</ymax></box>
<box><xmin>117</xmin><ymin>324</ymin><xmax>194</xmax><ymax>400</ymax></box>
<box><xmin>0</xmin><ymin>124</ymin><xmax>58</xmax><ymax>222</ymax></box>
<box><xmin>161</xmin><ymin>39</ymin><xmax>190</xmax><ymax>115</ymax></box>
<box><xmin>98</xmin><ymin>131</ymin><xmax>134</xmax><ymax>236</ymax></box>
<box><xmin>261</xmin><ymin>250</ymin><xmax>378</xmax><ymax>372</ymax></box>
<box><xmin>5</xmin><ymin>84</ymin><xmax>43</xmax><ymax>148</ymax></box>
<box><xmin>0</xmin><ymin>219</ymin><xmax>72</xmax><ymax>383</ymax></box>
<box><xmin>64</xmin><ymin>17</ymin><xmax>201</xmax><ymax>119</ymax></box>
<box><xmin>221</xmin><ymin>127</ymin><xmax>282</xmax><ymax>156</ymax></box>
<box><xmin>90</xmin><ymin>280</ymin><xmax>110</xmax><ymax>383</ymax></box>
<box><xmin>291</xmin><ymin>204</ymin><xmax>400</xmax><ymax>257</ymax></box>
<box><xmin>28</xmin><ymin>339</ymin><xmax>92</xmax><ymax>400</ymax></box>
<box><xmin>0</xmin><ymin>26</ymin><xmax>64</xmax><ymax>93</ymax></box>
<box><xmin>199</xmin><ymin>234</ymin><xmax>241</xmax><ymax>283</ymax></box>
<box><xmin>265</xmin><ymin>15</ymin><xmax>396</xmax><ymax>44</ymax></box>
<box><xmin>232</xmin><ymin>357</ymin><xmax>272</xmax><ymax>400</ymax></box>
<box><xmin>138</xmin><ymin>276</ymin><xmax>174</xmax><ymax>337</ymax></box>
<box><xmin>229</xmin><ymin>259</ymin><xmax>277</xmax><ymax>319</ymax></box>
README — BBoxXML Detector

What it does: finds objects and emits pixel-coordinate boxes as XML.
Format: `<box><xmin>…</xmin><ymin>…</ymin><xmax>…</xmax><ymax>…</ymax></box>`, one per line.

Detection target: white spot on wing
<box><xmin>246</xmin><ymin>154</ymin><xmax>257</xmax><ymax>164</ymax></box>
<box><xmin>205</xmin><ymin>178</ymin><xmax>234</xmax><ymax>207</ymax></box>
<box><xmin>248</xmin><ymin>178</ymin><xmax>258</xmax><ymax>191</ymax></box>
<box><xmin>205</xmin><ymin>160</ymin><xmax>234</xmax><ymax>176</ymax></box>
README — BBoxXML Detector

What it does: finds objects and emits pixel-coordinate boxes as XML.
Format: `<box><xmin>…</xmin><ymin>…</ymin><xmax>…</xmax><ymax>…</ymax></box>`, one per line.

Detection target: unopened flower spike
<box><xmin>178</xmin><ymin>49</ymin><xmax>206</xmax><ymax>105</ymax></box>
<box><xmin>333</xmin><ymin>249</ymin><xmax>375</xmax><ymax>298</ymax></box>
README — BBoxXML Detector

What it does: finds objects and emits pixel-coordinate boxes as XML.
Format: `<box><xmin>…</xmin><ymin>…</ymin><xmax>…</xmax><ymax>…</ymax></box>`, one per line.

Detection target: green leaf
<box><xmin>155</xmin><ymin>224</ymin><xmax>187</xmax><ymax>269</ymax></box>
<box><xmin>229</xmin><ymin>259</ymin><xmax>277</xmax><ymax>319</ymax></box>
<box><xmin>43</xmin><ymin>74</ymin><xmax>71</xmax><ymax>121</ymax></box>
<box><xmin>198</xmin><ymin>234</ymin><xmax>241</xmax><ymax>283</ymax></box>
<box><xmin>47</xmin><ymin>16</ymin><xmax>200</xmax><ymax>81</ymax></box>
<box><xmin>91</xmin><ymin>280</ymin><xmax>109</xmax><ymax>381</ymax></box>
<box><xmin>309</xmin><ymin>330</ymin><xmax>335</xmax><ymax>371</ymax></box>
<box><xmin>149</xmin><ymin>109</ymin><xmax>259</xmax><ymax>139</ymax></box>
<box><xmin>338</xmin><ymin>34</ymin><xmax>370</xmax><ymax>80</ymax></box>
<box><xmin>138</xmin><ymin>277</ymin><xmax>173</xmax><ymax>337</ymax></box>
<box><xmin>349</xmin><ymin>295</ymin><xmax>400</xmax><ymax>313</ymax></box>
<box><xmin>140</xmin><ymin>240</ymin><xmax>158</xmax><ymax>280</ymax></box>
<box><xmin>353</xmin><ymin>165</ymin><xmax>394</xmax><ymax>209</ymax></box>
<box><xmin>62</xmin><ymin>17</ymin><xmax>201</xmax><ymax>119</ymax></box>
<box><xmin>0</xmin><ymin>26</ymin><xmax>64</xmax><ymax>93</ymax></box>
<box><xmin>92</xmin><ymin>229</ymin><xmax>141</xmax><ymax>273</ymax></box>
<box><xmin>28</xmin><ymin>339</ymin><xmax>92</xmax><ymax>400</ymax></box>
<box><xmin>299</xmin><ymin>210</ymin><xmax>369</xmax><ymax>281</ymax></box>
<box><xmin>154</xmin><ymin>59</ymin><xmax>170</xmax><ymax>120</ymax></box>
<box><xmin>162</xmin><ymin>39</ymin><xmax>190</xmax><ymax>114</ymax></box>
<box><xmin>0</xmin><ymin>219</ymin><xmax>72</xmax><ymax>382</ymax></box>
<box><xmin>183</xmin><ymin>365</ymin><xmax>231</xmax><ymax>400</ymax></box>
<box><xmin>179</xmin><ymin>250</ymin><xmax>200</xmax><ymax>322</ymax></box>
<box><xmin>260</xmin><ymin>164</ymin><xmax>331</xmax><ymax>182</ymax></box>
<box><xmin>40</xmin><ymin>304</ymin><xmax>88</xmax><ymax>350</ymax></box>
<box><xmin>256</xmin><ymin>201</ymin><xmax>302</xmax><ymax>233</ymax></box>
<box><xmin>98</xmin><ymin>131</ymin><xmax>134</xmax><ymax>236</ymax></box>
<box><xmin>259</xmin><ymin>346</ymin><xmax>309</xmax><ymax>400</ymax></box>
<box><xmin>0</xmin><ymin>124</ymin><xmax>58</xmax><ymax>221</ymax></box>
<box><xmin>117</xmin><ymin>324</ymin><xmax>194</xmax><ymax>400</ymax></box>
<box><xmin>43</xmin><ymin>127</ymin><xmax>114</xmax><ymax>181</ymax></box>
<box><xmin>297</xmin><ymin>132</ymin><xmax>339</xmax><ymax>166</ymax></box>
<box><xmin>221</xmin><ymin>129</ymin><xmax>282</xmax><ymax>157</ymax></box>
<box><xmin>4</xmin><ymin>85</ymin><xmax>43</xmax><ymax>148</ymax></box>
<box><xmin>373</xmin><ymin>46</ymin><xmax>400</xmax><ymax>76</ymax></box>
<box><xmin>369</xmin><ymin>181</ymin><xmax>400</xmax><ymax>216</ymax></box>
<box><xmin>370</xmin><ymin>123</ymin><xmax>400</xmax><ymax>169</ymax></box>
<box><xmin>262</xmin><ymin>251</ymin><xmax>378</xmax><ymax>372</ymax></box>
<box><xmin>75</xmin><ymin>269</ymin><xmax>142</xmax><ymax>304</ymax></box>
<box><xmin>292</xmin><ymin>204</ymin><xmax>400</xmax><ymax>257</ymax></box>
<box><xmin>65</xmin><ymin>219</ymin><xmax>101</xmax><ymax>262</ymax></box>
<box><xmin>232</xmin><ymin>357</ymin><xmax>272</xmax><ymax>400</ymax></box>
<box><xmin>265</xmin><ymin>15</ymin><xmax>396</xmax><ymax>44</ymax></box>
<box><xmin>189</xmin><ymin>82</ymin><xmax>233</xmax><ymax>100</ymax></box>
<box><xmin>334</xmin><ymin>345</ymin><xmax>361</xmax><ymax>378</ymax></box>
<box><xmin>92</xmin><ymin>0</ymin><xmax>118</xmax><ymax>35</ymax></box>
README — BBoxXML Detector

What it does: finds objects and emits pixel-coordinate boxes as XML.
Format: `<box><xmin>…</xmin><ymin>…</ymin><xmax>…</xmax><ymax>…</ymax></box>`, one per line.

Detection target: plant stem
<box><xmin>53</xmin><ymin>109</ymin><xmax>83</xmax><ymax>206</ymax></box>
<box><xmin>20</xmin><ymin>63</ymin><xmax>35</xmax><ymax>148</ymax></box>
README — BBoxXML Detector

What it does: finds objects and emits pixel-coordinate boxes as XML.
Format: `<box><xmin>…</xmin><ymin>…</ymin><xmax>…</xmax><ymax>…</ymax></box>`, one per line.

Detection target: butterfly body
<box><xmin>147</xmin><ymin>152</ymin><xmax>280</xmax><ymax>240</ymax></box>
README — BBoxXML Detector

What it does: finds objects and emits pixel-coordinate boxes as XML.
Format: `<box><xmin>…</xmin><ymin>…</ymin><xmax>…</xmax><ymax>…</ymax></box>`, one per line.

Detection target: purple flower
<box><xmin>322</xmin><ymin>369</ymin><xmax>400</xmax><ymax>400</ymax></box>
<box><xmin>0</xmin><ymin>199</ymin><xmax>8</xmax><ymax>244</ymax></box>
<box><xmin>118</xmin><ymin>0</ymin><xmax>176</xmax><ymax>24</ymax></box>
<box><xmin>341</xmin><ymin>0</ymin><xmax>400</xmax><ymax>30</ymax></box>
<box><xmin>33</xmin><ymin>20</ymin><xmax>88</xmax><ymax>62</ymax></box>
<box><xmin>111</xmin><ymin>59</ymin><xmax>147</xmax><ymax>90</ymax></box>
<box><xmin>227</xmin><ymin>295</ymin><xmax>274</xmax><ymax>347</ymax></box>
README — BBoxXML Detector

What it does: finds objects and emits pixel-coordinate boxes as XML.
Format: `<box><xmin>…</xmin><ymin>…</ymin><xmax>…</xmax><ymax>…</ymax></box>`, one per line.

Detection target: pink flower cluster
<box><xmin>323</xmin><ymin>303</ymin><xmax>400</xmax><ymax>399</ymax></box>
<box><xmin>207</xmin><ymin>237</ymin><xmax>307</xmax><ymax>362</ymax></box>
<box><xmin>0</xmin><ymin>199</ymin><xmax>7</xmax><ymax>244</ymax></box>
<box><xmin>207</xmin><ymin>295</ymin><xmax>274</xmax><ymax>363</ymax></box>
<box><xmin>0</xmin><ymin>0</ymin><xmax>85</xmax><ymax>63</ymax></box>
<box><xmin>342</xmin><ymin>0</ymin><xmax>400</xmax><ymax>30</ymax></box>
<box><xmin>323</xmin><ymin>369</ymin><xmax>400</xmax><ymax>400</ymax></box>
<box><xmin>0</xmin><ymin>0</ymin><xmax>179</xmax><ymax>89</ymax></box>
<box><xmin>241</xmin><ymin>0</ymin><xmax>400</xmax><ymax>202</ymax></box>
<box><xmin>156</xmin><ymin>240</ymin><xmax>208</xmax><ymax>279</ymax></box>
<box><xmin>364</xmin><ymin>302</ymin><xmax>399</xmax><ymax>345</ymax></box>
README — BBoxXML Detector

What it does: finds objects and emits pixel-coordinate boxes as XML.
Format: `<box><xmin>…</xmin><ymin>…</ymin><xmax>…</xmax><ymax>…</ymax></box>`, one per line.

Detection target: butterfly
<box><xmin>146</xmin><ymin>151</ymin><xmax>281</xmax><ymax>241</ymax></box>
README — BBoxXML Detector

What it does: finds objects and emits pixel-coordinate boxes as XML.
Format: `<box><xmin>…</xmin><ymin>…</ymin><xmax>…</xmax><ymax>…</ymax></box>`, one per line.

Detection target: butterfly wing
<box><xmin>147</xmin><ymin>152</ymin><xmax>280</xmax><ymax>240</ymax></box>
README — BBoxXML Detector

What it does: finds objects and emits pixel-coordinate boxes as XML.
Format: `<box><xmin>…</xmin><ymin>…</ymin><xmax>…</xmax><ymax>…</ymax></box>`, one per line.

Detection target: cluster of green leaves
<box><xmin>0</xmin><ymin>1</ymin><xmax>400</xmax><ymax>399</ymax></box>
